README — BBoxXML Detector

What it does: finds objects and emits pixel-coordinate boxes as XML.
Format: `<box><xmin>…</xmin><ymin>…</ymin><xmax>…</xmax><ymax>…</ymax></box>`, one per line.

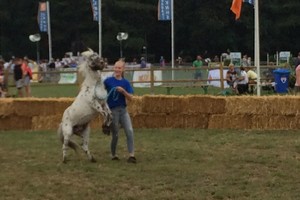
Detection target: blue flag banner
<box><xmin>38</xmin><ymin>2</ymin><xmax>48</xmax><ymax>32</ymax></box>
<box><xmin>244</xmin><ymin>0</ymin><xmax>254</xmax><ymax>5</ymax></box>
<box><xmin>90</xmin><ymin>0</ymin><xmax>99</xmax><ymax>21</ymax></box>
<box><xmin>158</xmin><ymin>0</ymin><xmax>172</xmax><ymax>21</ymax></box>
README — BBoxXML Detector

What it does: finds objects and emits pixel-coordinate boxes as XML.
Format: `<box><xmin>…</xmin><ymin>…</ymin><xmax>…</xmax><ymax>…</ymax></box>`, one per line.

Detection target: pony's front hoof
<box><xmin>102</xmin><ymin>125</ymin><xmax>111</xmax><ymax>135</ymax></box>
<box><xmin>90</xmin><ymin>156</ymin><xmax>97</xmax><ymax>163</ymax></box>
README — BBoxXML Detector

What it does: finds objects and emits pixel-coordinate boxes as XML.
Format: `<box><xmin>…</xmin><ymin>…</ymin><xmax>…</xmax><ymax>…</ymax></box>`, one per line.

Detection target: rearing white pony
<box><xmin>58</xmin><ymin>49</ymin><xmax>112</xmax><ymax>163</ymax></box>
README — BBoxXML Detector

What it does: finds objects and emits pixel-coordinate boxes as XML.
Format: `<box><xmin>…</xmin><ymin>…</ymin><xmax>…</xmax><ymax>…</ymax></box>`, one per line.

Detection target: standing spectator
<box><xmin>247</xmin><ymin>57</ymin><xmax>252</xmax><ymax>66</ymax></box>
<box><xmin>176</xmin><ymin>56</ymin><xmax>183</xmax><ymax>68</ymax></box>
<box><xmin>0</xmin><ymin>60</ymin><xmax>5</xmax><ymax>97</ymax></box>
<box><xmin>237</xmin><ymin>66</ymin><xmax>249</xmax><ymax>94</ymax></box>
<box><xmin>48</xmin><ymin>58</ymin><xmax>56</xmax><ymax>69</ymax></box>
<box><xmin>295</xmin><ymin>52</ymin><xmax>300</xmax><ymax>69</ymax></box>
<box><xmin>104</xmin><ymin>60</ymin><xmax>136</xmax><ymax>163</ymax></box>
<box><xmin>213</xmin><ymin>55</ymin><xmax>220</xmax><ymax>62</ymax></box>
<box><xmin>242</xmin><ymin>55</ymin><xmax>249</xmax><ymax>67</ymax></box>
<box><xmin>55</xmin><ymin>58</ymin><xmax>62</xmax><ymax>69</ymax></box>
<box><xmin>226</xmin><ymin>63</ymin><xmax>238</xmax><ymax>94</ymax></box>
<box><xmin>140</xmin><ymin>57</ymin><xmax>146</xmax><ymax>68</ymax></box>
<box><xmin>159</xmin><ymin>56</ymin><xmax>165</xmax><ymax>67</ymax></box>
<box><xmin>13</xmin><ymin>58</ymin><xmax>24</xmax><ymax>97</ymax></box>
<box><xmin>295</xmin><ymin>64</ymin><xmax>300</xmax><ymax>94</ymax></box>
<box><xmin>22</xmin><ymin>58</ymin><xmax>32</xmax><ymax>97</ymax></box>
<box><xmin>245</xmin><ymin>66</ymin><xmax>257</xmax><ymax>94</ymax></box>
<box><xmin>48</xmin><ymin>58</ymin><xmax>56</xmax><ymax>82</ymax></box>
<box><xmin>192</xmin><ymin>55</ymin><xmax>203</xmax><ymax>80</ymax></box>
<box><xmin>131</xmin><ymin>58</ymin><xmax>137</xmax><ymax>65</ymax></box>
<box><xmin>39</xmin><ymin>60</ymin><xmax>48</xmax><ymax>82</ymax></box>
<box><xmin>0</xmin><ymin>76</ymin><xmax>4</xmax><ymax>97</ymax></box>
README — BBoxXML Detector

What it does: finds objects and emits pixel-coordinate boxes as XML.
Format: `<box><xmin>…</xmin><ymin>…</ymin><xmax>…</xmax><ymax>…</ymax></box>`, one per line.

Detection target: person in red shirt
<box><xmin>21</xmin><ymin>58</ymin><xmax>32</xmax><ymax>97</ymax></box>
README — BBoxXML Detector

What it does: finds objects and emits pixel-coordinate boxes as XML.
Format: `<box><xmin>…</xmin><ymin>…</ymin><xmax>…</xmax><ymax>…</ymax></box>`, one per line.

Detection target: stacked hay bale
<box><xmin>208</xmin><ymin>96</ymin><xmax>300</xmax><ymax>130</ymax></box>
<box><xmin>130</xmin><ymin>95</ymin><xmax>226</xmax><ymax>129</ymax></box>
<box><xmin>0</xmin><ymin>98</ymin><xmax>72</xmax><ymax>130</ymax></box>
<box><xmin>1</xmin><ymin>95</ymin><xmax>300</xmax><ymax>130</ymax></box>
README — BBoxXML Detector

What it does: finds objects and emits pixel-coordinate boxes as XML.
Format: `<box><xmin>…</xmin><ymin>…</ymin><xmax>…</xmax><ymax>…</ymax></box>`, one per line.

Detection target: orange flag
<box><xmin>231</xmin><ymin>0</ymin><xmax>242</xmax><ymax>20</ymax></box>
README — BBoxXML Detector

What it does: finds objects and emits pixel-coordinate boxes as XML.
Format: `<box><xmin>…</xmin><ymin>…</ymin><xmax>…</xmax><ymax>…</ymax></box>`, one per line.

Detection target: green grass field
<box><xmin>1</xmin><ymin>129</ymin><xmax>300</xmax><ymax>200</ymax></box>
<box><xmin>7</xmin><ymin>84</ymin><xmax>222</xmax><ymax>98</ymax></box>
<box><xmin>7</xmin><ymin>83</ymin><xmax>275</xmax><ymax>98</ymax></box>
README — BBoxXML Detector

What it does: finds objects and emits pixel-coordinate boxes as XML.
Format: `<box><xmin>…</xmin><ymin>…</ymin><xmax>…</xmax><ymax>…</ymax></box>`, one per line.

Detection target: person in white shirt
<box><xmin>295</xmin><ymin>64</ymin><xmax>300</xmax><ymax>94</ymax></box>
<box><xmin>237</xmin><ymin>66</ymin><xmax>249</xmax><ymax>94</ymax></box>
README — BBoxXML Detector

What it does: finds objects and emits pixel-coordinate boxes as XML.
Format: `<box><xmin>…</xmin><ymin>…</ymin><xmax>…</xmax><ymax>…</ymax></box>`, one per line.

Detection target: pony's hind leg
<box><xmin>61</xmin><ymin>124</ymin><xmax>74</xmax><ymax>163</ymax></box>
<box><xmin>81</xmin><ymin>125</ymin><xmax>96</xmax><ymax>162</ymax></box>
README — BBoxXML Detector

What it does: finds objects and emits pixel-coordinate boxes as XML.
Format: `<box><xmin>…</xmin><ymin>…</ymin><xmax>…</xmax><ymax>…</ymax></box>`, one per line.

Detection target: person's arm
<box><xmin>226</xmin><ymin>72</ymin><xmax>231</xmax><ymax>82</ymax></box>
<box><xmin>21</xmin><ymin>63</ymin><xmax>27</xmax><ymax>77</ymax></box>
<box><xmin>238</xmin><ymin>73</ymin><xmax>245</xmax><ymax>81</ymax></box>
<box><xmin>116</xmin><ymin>86</ymin><xmax>133</xmax><ymax>101</ymax></box>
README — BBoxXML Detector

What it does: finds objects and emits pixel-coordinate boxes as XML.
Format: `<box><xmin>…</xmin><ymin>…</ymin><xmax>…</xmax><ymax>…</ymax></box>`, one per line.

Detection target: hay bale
<box><xmin>208</xmin><ymin>114</ymin><xmax>252</xmax><ymax>129</ymax></box>
<box><xmin>185</xmin><ymin>95</ymin><xmax>226</xmax><ymax>114</ymax></box>
<box><xmin>32</xmin><ymin>114</ymin><xmax>62</xmax><ymax>130</ymax></box>
<box><xmin>127</xmin><ymin>96</ymin><xmax>143</xmax><ymax>116</ymax></box>
<box><xmin>131</xmin><ymin>114</ymin><xmax>147</xmax><ymax>128</ymax></box>
<box><xmin>13</xmin><ymin>98</ymin><xmax>73</xmax><ymax>117</ymax></box>
<box><xmin>225</xmin><ymin>96</ymin><xmax>300</xmax><ymax>116</ymax></box>
<box><xmin>166</xmin><ymin>114</ymin><xmax>209</xmax><ymax>128</ymax></box>
<box><xmin>142</xmin><ymin>113</ymin><xmax>167</xmax><ymax>128</ymax></box>
<box><xmin>183</xmin><ymin>114</ymin><xmax>209</xmax><ymax>128</ymax></box>
<box><xmin>0</xmin><ymin>116</ymin><xmax>32</xmax><ymax>130</ymax></box>
<box><xmin>32</xmin><ymin>114</ymin><xmax>103</xmax><ymax>131</ymax></box>
<box><xmin>141</xmin><ymin>95</ymin><xmax>185</xmax><ymax>114</ymax></box>
<box><xmin>251</xmin><ymin>115</ymin><xmax>299</xmax><ymax>130</ymax></box>
<box><xmin>0</xmin><ymin>98</ymin><xmax>14</xmax><ymax>116</ymax></box>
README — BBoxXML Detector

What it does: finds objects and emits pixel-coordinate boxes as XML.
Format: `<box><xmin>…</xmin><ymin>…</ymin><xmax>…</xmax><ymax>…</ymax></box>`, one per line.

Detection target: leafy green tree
<box><xmin>1</xmin><ymin>0</ymin><xmax>300</xmax><ymax>62</ymax></box>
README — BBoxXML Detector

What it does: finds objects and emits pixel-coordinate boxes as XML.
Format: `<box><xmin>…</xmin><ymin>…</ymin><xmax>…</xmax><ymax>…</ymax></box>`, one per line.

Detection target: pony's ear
<box><xmin>81</xmin><ymin>48</ymin><xmax>94</xmax><ymax>57</ymax></box>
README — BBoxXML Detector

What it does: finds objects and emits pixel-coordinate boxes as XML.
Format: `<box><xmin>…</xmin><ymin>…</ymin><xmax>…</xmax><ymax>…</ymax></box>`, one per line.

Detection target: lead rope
<box><xmin>94</xmin><ymin>80</ymin><xmax>119</xmax><ymax>101</ymax></box>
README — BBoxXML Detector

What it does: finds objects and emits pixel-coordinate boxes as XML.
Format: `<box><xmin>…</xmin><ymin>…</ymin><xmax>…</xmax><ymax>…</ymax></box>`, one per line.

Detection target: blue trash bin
<box><xmin>273</xmin><ymin>69</ymin><xmax>290</xmax><ymax>93</ymax></box>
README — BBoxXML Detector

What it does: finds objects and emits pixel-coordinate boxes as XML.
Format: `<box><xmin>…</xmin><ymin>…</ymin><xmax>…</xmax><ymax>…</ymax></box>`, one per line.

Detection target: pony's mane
<box><xmin>78</xmin><ymin>49</ymin><xmax>94</xmax><ymax>78</ymax></box>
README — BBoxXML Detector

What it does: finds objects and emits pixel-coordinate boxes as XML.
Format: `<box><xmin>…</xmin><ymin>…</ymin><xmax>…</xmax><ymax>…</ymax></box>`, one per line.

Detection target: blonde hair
<box><xmin>229</xmin><ymin>63</ymin><xmax>234</xmax><ymax>67</ymax></box>
<box><xmin>115</xmin><ymin>60</ymin><xmax>125</xmax><ymax>68</ymax></box>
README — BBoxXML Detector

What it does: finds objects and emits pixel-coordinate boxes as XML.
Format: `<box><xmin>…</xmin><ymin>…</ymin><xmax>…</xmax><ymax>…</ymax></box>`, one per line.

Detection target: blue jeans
<box><xmin>194</xmin><ymin>71</ymin><xmax>202</xmax><ymax>79</ymax></box>
<box><xmin>110</xmin><ymin>106</ymin><xmax>134</xmax><ymax>156</ymax></box>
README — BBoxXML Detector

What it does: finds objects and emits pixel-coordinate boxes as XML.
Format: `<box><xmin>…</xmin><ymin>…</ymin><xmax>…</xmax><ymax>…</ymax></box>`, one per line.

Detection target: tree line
<box><xmin>0</xmin><ymin>0</ymin><xmax>300</xmax><ymax>63</ymax></box>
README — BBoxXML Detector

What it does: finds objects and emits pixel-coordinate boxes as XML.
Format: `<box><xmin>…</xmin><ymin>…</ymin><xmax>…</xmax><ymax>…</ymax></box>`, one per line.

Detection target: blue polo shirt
<box><xmin>104</xmin><ymin>76</ymin><xmax>133</xmax><ymax>109</ymax></box>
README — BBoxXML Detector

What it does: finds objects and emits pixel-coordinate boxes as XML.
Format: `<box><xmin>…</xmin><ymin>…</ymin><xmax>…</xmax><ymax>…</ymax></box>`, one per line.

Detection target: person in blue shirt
<box><xmin>140</xmin><ymin>57</ymin><xmax>146</xmax><ymax>68</ymax></box>
<box><xmin>104</xmin><ymin>60</ymin><xmax>136</xmax><ymax>163</ymax></box>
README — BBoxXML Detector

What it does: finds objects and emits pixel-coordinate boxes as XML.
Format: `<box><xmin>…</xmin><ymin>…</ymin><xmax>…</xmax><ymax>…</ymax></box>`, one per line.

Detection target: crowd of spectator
<box><xmin>1</xmin><ymin>51</ymin><xmax>300</xmax><ymax>98</ymax></box>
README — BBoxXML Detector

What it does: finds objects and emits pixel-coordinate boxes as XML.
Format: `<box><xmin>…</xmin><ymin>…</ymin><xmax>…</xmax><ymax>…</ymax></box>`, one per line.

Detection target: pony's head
<box><xmin>81</xmin><ymin>49</ymin><xmax>105</xmax><ymax>71</ymax></box>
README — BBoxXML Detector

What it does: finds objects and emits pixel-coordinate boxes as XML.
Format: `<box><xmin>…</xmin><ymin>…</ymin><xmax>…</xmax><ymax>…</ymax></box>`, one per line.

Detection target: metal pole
<box><xmin>36</xmin><ymin>41</ymin><xmax>40</xmax><ymax>64</ymax></box>
<box><xmin>47</xmin><ymin>1</ymin><xmax>52</xmax><ymax>61</ymax></box>
<box><xmin>120</xmin><ymin>40</ymin><xmax>123</xmax><ymax>58</ymax></box>
<box><xmin>254</xmin><ymin>0</ymin><xmax>261</xmax><ymax>96</ymax></box>
<box><xmin>98</xmin><ymin>0</ymin><xmax>102</xmax><ymax>57</ymax></box>
<box><xmin>171</xmin><ymin>0</ymin><xmax>175</xmax><ymax>80</ymax></box>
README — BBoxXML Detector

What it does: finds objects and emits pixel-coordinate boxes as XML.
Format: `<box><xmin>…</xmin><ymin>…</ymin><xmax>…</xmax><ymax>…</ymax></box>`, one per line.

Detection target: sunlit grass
<box><xmin>0</xmin><ymin>129</ymin><xmax>299</xmax><ymax>200</ymax></box>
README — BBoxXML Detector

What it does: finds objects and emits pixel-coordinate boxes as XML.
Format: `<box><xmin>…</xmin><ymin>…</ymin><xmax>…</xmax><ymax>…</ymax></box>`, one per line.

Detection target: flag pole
<box><xmin>47</xmin><ymin>1</ymin><xmax>52</xmax><ymax>61</ymax></box>
<box><xmin>254</xmin><ymin>0</ymin><xmax>261</xmax><ymax>96</ymax></box>
<box><xmin>98</xmin><ymin>0</ymin><xmax>102</xmax><ymax>57</ymax></box>
<box><xmin>171</xmin><ymin>0</ymin><xmax>174</xmax><ymax>80</ymax></box>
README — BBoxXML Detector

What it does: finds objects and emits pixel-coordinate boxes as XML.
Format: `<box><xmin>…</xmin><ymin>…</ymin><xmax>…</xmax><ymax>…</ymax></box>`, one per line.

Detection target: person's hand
<box><xmin>116</xmin><ymin>86</ymin><xmax>125</xmax><ymax>94</ymax></box>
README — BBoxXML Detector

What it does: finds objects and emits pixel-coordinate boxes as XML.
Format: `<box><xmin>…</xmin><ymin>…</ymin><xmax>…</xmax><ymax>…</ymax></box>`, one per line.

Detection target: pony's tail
<box><xmin>57</xmin><ymin>123</ymin><xmax>79</xmax><ymax>152</ymax></box>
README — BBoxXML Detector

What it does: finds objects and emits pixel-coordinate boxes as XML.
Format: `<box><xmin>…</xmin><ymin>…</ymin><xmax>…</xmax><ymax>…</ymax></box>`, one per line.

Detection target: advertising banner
<box><xmin>133</xmin><ymin>70</ymin><xmax>162</xmax><ymax>88</ymax></box>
